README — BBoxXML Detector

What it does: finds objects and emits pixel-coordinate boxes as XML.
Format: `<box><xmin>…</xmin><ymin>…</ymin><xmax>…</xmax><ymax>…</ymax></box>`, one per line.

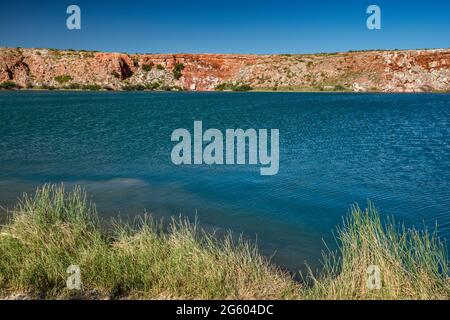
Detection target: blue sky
<box><xmin>0</xmin><ymin>0</ymin><xmax>449</xmax><ymax>54</ymax></box>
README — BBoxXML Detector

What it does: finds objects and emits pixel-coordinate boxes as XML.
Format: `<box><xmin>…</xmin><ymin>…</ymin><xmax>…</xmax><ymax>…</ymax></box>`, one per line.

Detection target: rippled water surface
<box><xmin>0</xmin><ymin>91</ymin><xmax>449</xmax><ymax>271</ymax></box>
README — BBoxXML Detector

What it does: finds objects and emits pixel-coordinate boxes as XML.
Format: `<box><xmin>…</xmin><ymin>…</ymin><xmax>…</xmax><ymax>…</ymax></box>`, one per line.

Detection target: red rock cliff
<box><xmin>1</xmin><ymin>48</ymin><xmax>449</xmax><ymax>92</ymax></box>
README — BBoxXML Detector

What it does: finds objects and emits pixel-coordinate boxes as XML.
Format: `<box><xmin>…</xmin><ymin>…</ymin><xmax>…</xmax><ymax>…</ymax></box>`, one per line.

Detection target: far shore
<box><xmin>2</xmin><ymin>47</ymin><xmax>449</xmax><ymax>94</ymax></box>
<box><xmin>1</xmin><ymin>87</ymin><xmax>449</xmax><ymax>94</ymax></box>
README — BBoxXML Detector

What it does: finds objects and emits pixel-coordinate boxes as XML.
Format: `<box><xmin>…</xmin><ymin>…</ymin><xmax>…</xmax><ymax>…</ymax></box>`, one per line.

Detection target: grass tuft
<box><xmin>0</xmin><ymin>186</ymin><xmax>448</xmax><ymax>300</ymax></box>
<box><xmin>303</xmin><ymin>203</ymin><xmax>449</xmax><ymax>299</ymax></box>
<box><xmin>0</xmin><ymin>185</ymin><xmax>298</xmax><ymax>299</ymax></box>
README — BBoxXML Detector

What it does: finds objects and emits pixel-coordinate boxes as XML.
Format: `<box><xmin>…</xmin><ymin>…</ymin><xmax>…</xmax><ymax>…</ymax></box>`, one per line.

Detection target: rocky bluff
<box><xmin>1</xmin><ymin>47</ymin><xmax>449</xmax><ymax>92</ymax></box>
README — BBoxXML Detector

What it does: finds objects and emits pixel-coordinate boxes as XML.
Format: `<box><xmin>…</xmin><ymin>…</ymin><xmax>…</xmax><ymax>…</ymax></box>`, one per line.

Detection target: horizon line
<box><xmin>2</xmin><ymin>46</ymin><xmax>450</xmax><ymax>56</ymax></box>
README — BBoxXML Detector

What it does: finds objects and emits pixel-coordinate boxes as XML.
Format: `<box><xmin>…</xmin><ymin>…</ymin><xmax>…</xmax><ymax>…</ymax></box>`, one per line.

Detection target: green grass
<box><xmin>0</xmin><ymin>185</ymin><xmax>298</xmax><ymax>299</ymax></box>
<box><xmin>0</xmin><ymin>185</ymin><xmax>448</xmax><ymax>300</ymax></box>
<box><xmin>303</xmin><ymin>203</ymin><xmax>449</xmax><ymax>299</ymax></box>
<box><xmin>54</xmin><ymin>75</ymin><xmax>73</xmax><ymax>84</ymax></box>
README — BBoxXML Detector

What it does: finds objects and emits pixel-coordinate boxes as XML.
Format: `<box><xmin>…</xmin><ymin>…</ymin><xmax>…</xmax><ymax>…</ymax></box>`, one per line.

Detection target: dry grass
<box><xmin>0</xmin><ymin>185</ymin><xmax>448</xmax><ymax>300</ymax></box>
<box><xmin>302</xmin><ymin>204</ymin><xmax>449</xmax><ymax>299</ymax></box>
<box><xmin>0</xmin><ymin>185</ymin><xmax>299</xmax><ymax>299</ymax></box>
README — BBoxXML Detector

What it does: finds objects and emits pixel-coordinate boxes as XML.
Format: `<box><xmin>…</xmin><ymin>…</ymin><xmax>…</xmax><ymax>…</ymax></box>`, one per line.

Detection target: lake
<box><xmin>0</xmin><ymin>91</ymin><xmax>449</xmax><ymax>272</ymax></box>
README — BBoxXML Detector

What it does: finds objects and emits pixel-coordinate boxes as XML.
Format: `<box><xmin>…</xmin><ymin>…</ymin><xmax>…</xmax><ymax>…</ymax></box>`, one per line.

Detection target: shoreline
<box><xmin>1</xmin><ymin>88</ymin><xmax>449</xmax><ymax>94</ymax></box>
<box><xmin>2</xmin><ymin>47</ymin><xmax>449</xmax><ymax>93</ymax></box>
<box><xmin>0</xmin><ymin>185</ymin><xmax>448</xmax><ymax>300</ymax></box>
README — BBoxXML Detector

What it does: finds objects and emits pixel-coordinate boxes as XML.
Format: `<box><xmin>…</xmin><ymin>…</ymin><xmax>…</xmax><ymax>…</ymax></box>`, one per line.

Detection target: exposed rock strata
<box><xmin>1</xmin><ymin>48</ymin><xmax>449</xmax><ymax>92</ymax></box>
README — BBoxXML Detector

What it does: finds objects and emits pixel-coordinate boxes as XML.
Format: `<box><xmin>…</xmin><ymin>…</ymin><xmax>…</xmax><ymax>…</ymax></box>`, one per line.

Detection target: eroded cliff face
<box><xmin>1</xmin><ymin>48</ymin><xmax>449</xmax><ymax>92</ymax></box>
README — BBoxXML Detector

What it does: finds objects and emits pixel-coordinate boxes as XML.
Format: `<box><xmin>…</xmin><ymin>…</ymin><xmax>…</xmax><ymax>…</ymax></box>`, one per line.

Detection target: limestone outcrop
<box><xmin>1</xmin><ymin>48</ymin><xmax>449</xmax><ymax>92</ymax></box>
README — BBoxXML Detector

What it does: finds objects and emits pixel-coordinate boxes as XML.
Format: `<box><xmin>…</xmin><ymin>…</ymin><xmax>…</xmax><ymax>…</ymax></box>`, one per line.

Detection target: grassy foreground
<box><xmin>0</xmin><ymin>185</ymin><xmax>448</xmax><ymax>300</ymax></box>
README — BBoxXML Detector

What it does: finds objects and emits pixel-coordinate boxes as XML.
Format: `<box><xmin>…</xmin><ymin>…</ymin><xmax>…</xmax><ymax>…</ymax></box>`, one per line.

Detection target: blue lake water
<box><xmin>0</xmin><ymin>91</ymin><xmax>449</xmax><ymax>272</ymax></box>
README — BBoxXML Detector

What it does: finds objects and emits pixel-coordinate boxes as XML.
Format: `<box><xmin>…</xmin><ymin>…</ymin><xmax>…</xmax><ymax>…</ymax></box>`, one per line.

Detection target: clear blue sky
<box><xmin>0</xmin><ymin>0</ymin><xmax>449</xmax><ymax>54</ymax></box>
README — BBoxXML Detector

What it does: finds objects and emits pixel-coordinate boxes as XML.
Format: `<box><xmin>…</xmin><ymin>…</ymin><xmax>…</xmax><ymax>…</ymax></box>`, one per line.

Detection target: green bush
<box><xmin>142</xmin><ymin>64</ymin><xmax>153</xmax><ymax>72</ymax></box>
<box><xmin>54</xmin><ymin>75</ymin><xmax>73</xmax><ymax>84</ymax></box>
<box><xmin>0</xmin><ymin>186</ymin><xmax>448</xmax><ymax>300</ymax></box>
<box><xmin>172</xmin><ymin>63</ymin><xmax>185</xmax><ymax>80</ymax></box>
<box><xmin>156</xmin><ymin>64</ymin><xmax>165</xmax><ymax>71</ymax></box>
<box><xmin>0</xmin><ymin>81</ymin><xmax>18</xmax><ymax>90</ymax></box>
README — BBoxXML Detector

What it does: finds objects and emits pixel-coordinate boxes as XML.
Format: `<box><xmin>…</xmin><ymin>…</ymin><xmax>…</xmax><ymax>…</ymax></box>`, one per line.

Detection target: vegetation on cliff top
<box><xmin>0</xmin><ymin>185</ymin><xmax>448</xmax><ymax>300</ymax></box>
